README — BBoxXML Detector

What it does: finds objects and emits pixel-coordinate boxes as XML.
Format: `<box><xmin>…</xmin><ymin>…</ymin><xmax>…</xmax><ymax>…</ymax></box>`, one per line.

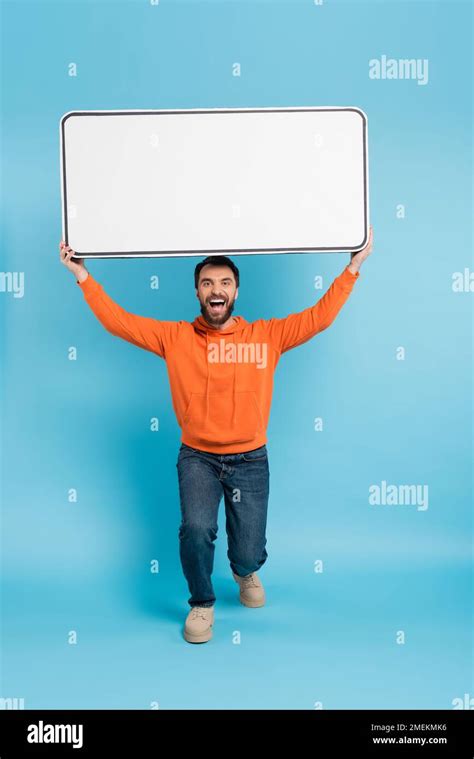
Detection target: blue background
<box><xmin>1</xmin><ymin>0</ymin><xmax>472</xmax><ymax>709</ymax></box>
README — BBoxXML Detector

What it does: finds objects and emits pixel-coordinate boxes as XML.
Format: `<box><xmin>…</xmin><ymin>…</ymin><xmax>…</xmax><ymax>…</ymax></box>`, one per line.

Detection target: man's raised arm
<box><xmin>263</xmin><ymin>264</ymin><xmax>360</xmax><ymax>354</ymax></box>
<box><xmin>59</xmin><ymin>240</ymin><xmax>177</xmax><ymax>357</ymax></box>
<box><xmin>262</xmin><ymin>227</ymin><xmax>373</xmax><ymax>354</ymax></box>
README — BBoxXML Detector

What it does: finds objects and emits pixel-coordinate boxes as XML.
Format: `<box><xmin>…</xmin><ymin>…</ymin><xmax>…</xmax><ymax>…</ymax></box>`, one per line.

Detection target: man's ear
<box><xmin>235</xmin><ymin>287</ymin><xmax>239</xmax><ymax>301</ymax></box>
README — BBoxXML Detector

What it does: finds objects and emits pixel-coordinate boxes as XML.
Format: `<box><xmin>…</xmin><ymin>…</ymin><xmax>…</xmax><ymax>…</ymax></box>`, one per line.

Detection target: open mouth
<box><xmin>208</xmin><ymin>298</ymin><xmax>227</xmax><ymax>315</ymax></box>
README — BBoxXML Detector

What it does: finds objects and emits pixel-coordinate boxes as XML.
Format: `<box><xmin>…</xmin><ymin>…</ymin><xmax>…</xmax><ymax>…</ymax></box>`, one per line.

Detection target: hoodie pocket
<box><xmin>182</xmin><ymin>391</ymin><xmax>264</xmax><ymax>445</ymax></box>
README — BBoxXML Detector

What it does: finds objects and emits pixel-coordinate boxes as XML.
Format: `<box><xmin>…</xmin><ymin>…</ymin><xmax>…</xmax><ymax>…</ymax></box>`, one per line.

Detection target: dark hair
<box><xmin>194</xmin><ymin>255</ymin><xmax>240</xmax><ymax>289</ymax></box>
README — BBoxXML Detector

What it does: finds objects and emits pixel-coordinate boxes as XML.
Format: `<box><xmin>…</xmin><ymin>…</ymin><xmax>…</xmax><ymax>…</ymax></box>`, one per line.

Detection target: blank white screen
<box><xmin>60</xmin><ymin>107</ymin><xmax>369</xmax><ymax>257</ymax></box>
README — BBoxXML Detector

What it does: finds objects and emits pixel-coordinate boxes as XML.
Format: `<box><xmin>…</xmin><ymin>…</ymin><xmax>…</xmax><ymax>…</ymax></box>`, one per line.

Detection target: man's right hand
<box><xmin>59</xmin><ymin>240</ymin><xmax>89</xmax><ymax>283</ymax></box>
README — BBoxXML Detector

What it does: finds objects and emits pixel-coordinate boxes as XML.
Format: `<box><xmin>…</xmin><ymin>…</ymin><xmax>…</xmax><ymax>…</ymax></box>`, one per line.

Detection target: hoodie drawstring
<box><xmin>205</xmin><ymin>332</ymin><xmax>210</xmax><ymax>430</ymax></box>
<box><xmin>200</xmin><ymin>320</ymin><xmax>239</xmax><ymax>433</ymax></box>
<box><xmin>231</xmin><ymin>333</ymin><xmax>236</xmax><ymax>429</ymax></box>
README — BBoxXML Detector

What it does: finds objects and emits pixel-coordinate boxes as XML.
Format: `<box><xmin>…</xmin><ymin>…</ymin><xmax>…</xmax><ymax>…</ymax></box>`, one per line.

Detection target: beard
<box><xmin>200</xmin><ymin>297</ymin><xmax>236</xmax><ymax>327</ymax></box>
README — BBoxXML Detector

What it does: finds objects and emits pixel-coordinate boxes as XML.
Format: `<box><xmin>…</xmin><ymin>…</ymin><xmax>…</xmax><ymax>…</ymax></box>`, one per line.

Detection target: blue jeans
<box><xmin>176</xmin><ymin>442</ymin><xmax>270</xmax><ymax>608</ymax></box>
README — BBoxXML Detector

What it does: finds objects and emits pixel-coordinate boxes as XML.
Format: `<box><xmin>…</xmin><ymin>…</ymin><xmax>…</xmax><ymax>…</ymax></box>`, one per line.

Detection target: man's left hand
<box><xmin>348</xmin><ymin>225</ymin><xmax>374</xmax><ymax>273</ymax></box>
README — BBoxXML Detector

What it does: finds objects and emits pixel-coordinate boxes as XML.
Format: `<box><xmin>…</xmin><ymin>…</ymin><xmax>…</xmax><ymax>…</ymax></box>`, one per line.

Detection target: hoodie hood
<box><xmin>192</xmin><ymin>314</ymin><xmax>249</xmax><ymax>432</ymax></box>
<box><xmin>192</xmin><ymin>314</ymin><xmax>248</xmax><ymax>336</ymax></box>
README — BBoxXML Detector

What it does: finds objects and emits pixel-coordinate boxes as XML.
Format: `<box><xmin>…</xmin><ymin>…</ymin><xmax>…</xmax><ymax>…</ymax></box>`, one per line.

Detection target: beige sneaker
<box><xmin>183</xmin><ymin>605</ymin><xmax>214</xmax><ymax>643</ymax></box>
<box><xmin>232</xmin><ymin>571</ymin><xmax>265</xmax><ymax>607</ymax></box>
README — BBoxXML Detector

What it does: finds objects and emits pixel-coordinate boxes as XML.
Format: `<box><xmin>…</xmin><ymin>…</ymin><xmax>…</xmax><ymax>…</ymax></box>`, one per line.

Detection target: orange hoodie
<box><xmin>77</xmin><ymin>264</ymin><xmax>359</xmax><ymax>453</ymax></box>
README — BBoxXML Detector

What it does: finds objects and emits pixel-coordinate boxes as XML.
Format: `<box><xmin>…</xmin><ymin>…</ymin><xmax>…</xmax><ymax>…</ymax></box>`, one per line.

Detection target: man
<box><xmin>59</xmin><ymin>228</ymin><xmax>373</xmax><ymax>643</ymax></box>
